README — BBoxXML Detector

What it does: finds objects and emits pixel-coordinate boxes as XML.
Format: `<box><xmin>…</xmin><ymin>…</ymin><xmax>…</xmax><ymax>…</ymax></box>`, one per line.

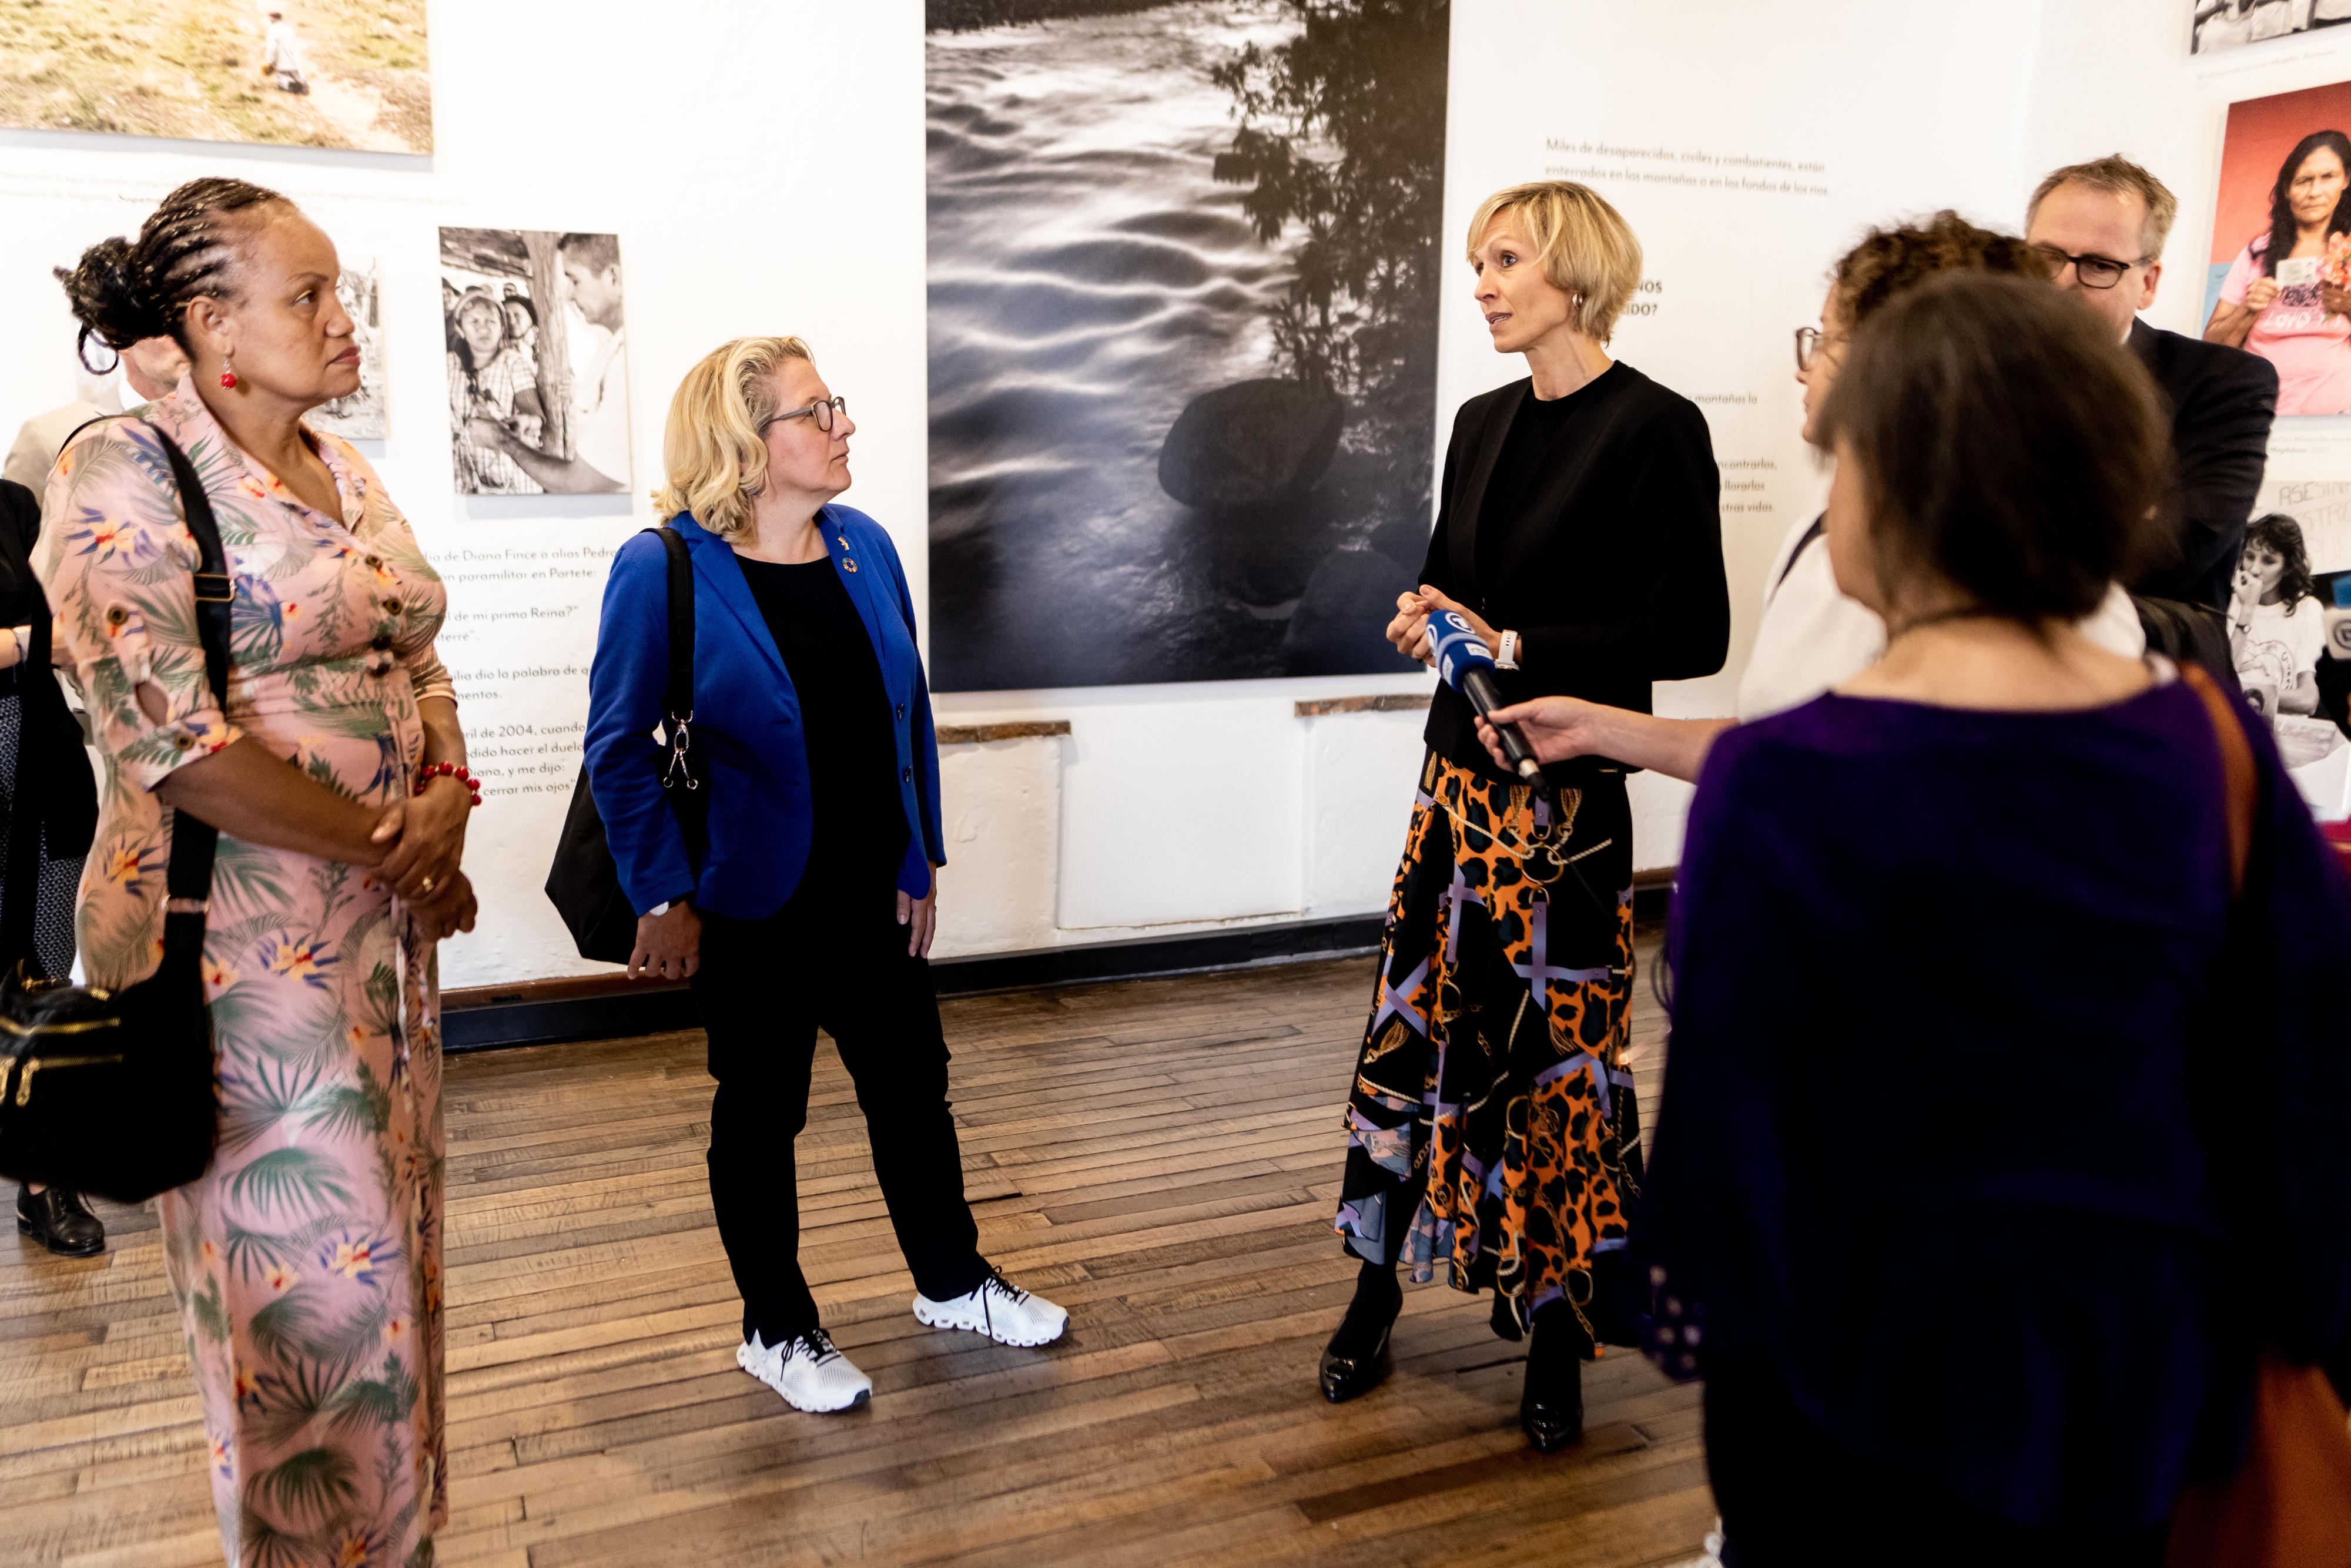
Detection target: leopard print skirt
<box><xmin>1334</xmin><ymin>750</ymin><xmax>1640</xmax><ymax>1343</ymax></box>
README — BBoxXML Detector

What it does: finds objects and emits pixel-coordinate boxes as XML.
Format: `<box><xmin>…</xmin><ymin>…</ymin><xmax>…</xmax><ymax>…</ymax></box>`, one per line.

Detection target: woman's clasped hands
<box><xmin>369</xmin><ymin>775</ymin><xmax>478</xmax><ymax>940</ymax></box>
<box><xmin>1387</xmin><ymin>584</ymin><xmax>1497</xmax><ymax>666</ymax></box>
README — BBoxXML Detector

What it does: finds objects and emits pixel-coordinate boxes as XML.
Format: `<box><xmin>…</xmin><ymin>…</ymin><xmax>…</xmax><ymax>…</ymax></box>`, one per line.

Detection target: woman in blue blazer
<box><xmin>585</xmin><ymin>337</ymin><xmax>1066</xmax><ymax>1414</ymax></box>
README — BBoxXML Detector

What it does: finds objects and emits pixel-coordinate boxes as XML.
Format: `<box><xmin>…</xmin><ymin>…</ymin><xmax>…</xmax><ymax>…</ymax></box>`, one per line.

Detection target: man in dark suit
<box><xmin>2027</xmin><ymin>156</ymin><xmax>2279</xmax><ymax>611</ymax></box>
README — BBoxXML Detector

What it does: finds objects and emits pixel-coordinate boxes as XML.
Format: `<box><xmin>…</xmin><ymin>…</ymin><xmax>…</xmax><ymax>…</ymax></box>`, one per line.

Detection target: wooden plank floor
<box><xmin>0</xmin><ymin>937</ymin><xmax>1713</xmax><ymax>1567</ymax></box>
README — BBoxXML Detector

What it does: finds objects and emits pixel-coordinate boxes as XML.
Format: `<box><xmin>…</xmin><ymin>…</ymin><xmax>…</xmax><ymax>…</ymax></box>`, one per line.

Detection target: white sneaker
<box><xmin>736</xmin><ymin>1328</ymin><xmax>872</xmax><ymax>1413</ymax></box>
<box><xmin>913</xmin><ymin>1269</ymin><xmax>1068</xmax><ymax>1348</ymax></box>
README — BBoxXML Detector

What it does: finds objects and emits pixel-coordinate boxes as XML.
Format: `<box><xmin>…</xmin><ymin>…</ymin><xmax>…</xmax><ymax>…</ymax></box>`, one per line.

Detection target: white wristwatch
<box><xmin>647</xmin><ymin>901</ymin><xmax>672</xmax><ymax>918</ymax></box>
<box><xmin>1495</xmin><ymin>629</ymin><xmax>1521</xmax><ymax>671</ymax></box>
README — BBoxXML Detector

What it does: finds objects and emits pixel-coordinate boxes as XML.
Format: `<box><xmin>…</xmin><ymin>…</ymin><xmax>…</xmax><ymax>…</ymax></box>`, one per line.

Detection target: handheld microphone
<box><xmin>1428</xmin><ymin>610</ymin><xmax>1544</xmax><ymax>784</ymax></box>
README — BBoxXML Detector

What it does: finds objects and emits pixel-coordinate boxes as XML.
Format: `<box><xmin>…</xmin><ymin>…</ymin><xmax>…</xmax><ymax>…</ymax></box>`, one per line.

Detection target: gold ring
<box><xmin>418</xmin><ymin>876</ymin><xmax>436</xmax><ymax>895</ymax></box>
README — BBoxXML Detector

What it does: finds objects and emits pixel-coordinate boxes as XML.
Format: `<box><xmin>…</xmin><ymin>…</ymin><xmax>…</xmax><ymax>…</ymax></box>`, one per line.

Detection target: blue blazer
<box><xmin>584</xmin><ymin>506</ymin><xmax>945</xmax><ymax>921</ymax></box>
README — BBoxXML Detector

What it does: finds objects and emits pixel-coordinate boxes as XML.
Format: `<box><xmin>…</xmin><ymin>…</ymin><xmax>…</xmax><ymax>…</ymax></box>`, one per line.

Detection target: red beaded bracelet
<box><xmin>416</xmin><ymin>760</ymin><xmax>483</xmax><ymax>807</ymax></box>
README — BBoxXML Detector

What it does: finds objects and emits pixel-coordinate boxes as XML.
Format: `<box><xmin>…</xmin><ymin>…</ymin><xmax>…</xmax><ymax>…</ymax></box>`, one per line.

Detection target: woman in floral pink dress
<box><xmin>43</xmin><ymin>178</ymin><xmax>478</xmax><ymax>1568</ymax></box>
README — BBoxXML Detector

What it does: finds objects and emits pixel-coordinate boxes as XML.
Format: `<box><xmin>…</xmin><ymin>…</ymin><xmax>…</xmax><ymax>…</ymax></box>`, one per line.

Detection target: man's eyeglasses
<box><xmin>1796</xmin><ymin>326</ymin><xmax>1831</xmax><ymax>372</ymax></box>
<box><xmin>762</xmin><ymin>395</ymin><xmax>848</xmax><ymax>435</ymax></box>
<box><xmin>2031</xmin><ymin>246</ymin><xmax>2148</xmax><ymax>290</ymax></box>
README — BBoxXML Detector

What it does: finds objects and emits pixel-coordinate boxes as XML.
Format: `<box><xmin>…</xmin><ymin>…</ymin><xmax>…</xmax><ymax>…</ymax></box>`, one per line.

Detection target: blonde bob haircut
<box><xmin>1466</xmin><ymin>181</ymin><xmax>1643</xmax><ymax>342</ymax></box>
<box><xmin>652</xmin><ymin>335</ymin><xmax>815</xmax><ymax>542</ymax></box>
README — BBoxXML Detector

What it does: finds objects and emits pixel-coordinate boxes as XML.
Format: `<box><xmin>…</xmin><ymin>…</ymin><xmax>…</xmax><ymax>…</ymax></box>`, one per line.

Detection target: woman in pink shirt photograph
<box><xmin>2206</xmin><ymin>128</ymin><xmax>2351</xmax><ymax>415</ymax></box>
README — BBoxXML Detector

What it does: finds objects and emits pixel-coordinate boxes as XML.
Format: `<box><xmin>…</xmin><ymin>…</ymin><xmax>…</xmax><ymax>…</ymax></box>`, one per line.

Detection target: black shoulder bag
<box><xmin>545</xmin><ymin>527</ymin><xmax>704</xmax><ymax>964</ymax></box>
<box><xmin>0</xmin><ymin>426</ymin><xmax>225</xmax><ymax>1204</ymax></box>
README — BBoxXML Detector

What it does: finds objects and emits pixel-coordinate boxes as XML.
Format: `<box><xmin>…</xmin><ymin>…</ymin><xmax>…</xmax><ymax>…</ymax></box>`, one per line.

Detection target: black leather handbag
<box><xmin>545</xmin><ymin>527</ymin><xmax>704</xmax><ymax>964</ymax></box>
<box><xmin>0</xmin><ymin>426</ymin><xmax>224</xmax><ymax>1204</ymax></box>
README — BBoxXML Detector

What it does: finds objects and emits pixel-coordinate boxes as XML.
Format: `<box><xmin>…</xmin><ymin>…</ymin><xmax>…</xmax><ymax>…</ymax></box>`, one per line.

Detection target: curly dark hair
<box><xmin>1831</xmin><ymin>210</ymin><xmax>2056</xmax><ymax>329</ymax></box>
<box><xmin>2245</xmin><ymin>512</ymin><xmax>2318</xmax><ymax>612</ymax></box>
<box><xmin>2260</xmin><ymin>132</ymin><xmax>2351</xmax><ymax>277</ymax></box>
<box><xmin>1814</xmin><ymin>272</ymin><xmax>2170</xmax><ymax>626</ymax></box>
<box><xmin>53</xmin><ymin>176</ymin><xmax>285</xmax><ymax>363</ymax></box>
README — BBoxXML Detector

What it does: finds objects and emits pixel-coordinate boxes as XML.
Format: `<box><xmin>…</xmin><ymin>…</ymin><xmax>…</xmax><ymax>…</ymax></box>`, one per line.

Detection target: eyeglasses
<box><xmin>1795</xmin><ymin>326</ymin><xmax>1832</xmax><ymax>371</ymax></box>
<box><xmin>762</xmin><ymin>395</ymin><xmax>848</xmax><ymax>435</ymax></box>
<box><xmin>2031</xmin><ymin>246</ymin><xmax>2148</xmax><ymax>290</ymax></box>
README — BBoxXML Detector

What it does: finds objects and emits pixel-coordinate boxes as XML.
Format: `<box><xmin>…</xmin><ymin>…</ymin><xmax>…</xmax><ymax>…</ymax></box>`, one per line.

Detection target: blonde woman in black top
<box><xmin>1319</xmin><ymin>180</ymin><xmax>1729</xmax><ymax>1450</ymax></box>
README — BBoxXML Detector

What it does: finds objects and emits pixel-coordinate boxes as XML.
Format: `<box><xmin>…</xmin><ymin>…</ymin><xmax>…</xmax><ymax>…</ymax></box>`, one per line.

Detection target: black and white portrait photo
<box><xmin>2192</xmin><ymin>0</ymin><xmax>2351</xmax><ymax>54</ymax></box>
<box><xmin>440</xmin><ymin>227</ymin><xmax>631</xmax><ymax>496</ymax></box>
<box><xmin>926</xmin><ymin>0</ymin><xmax>1450</xmax><ymax>690</ymax></box>
<box><xmin>308</xmin><ymin>259</ymin><xmax>386</xmax><ymax>442</ymax></box>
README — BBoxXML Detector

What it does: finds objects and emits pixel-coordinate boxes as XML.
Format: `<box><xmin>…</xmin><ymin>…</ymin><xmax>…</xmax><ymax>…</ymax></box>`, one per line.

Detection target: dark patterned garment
<box><xmin>0</xmin><ymin>689</ymin><xmax>82</xmax><ymax>980</ymax></box>
<box><xmin>1334</xmin><ymin>750</ymin><xmax>1641</xmax><ymax>1345</ymax></box>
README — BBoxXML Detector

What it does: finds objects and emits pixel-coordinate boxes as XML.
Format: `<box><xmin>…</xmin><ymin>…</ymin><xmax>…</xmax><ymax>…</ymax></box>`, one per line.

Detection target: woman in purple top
<box><xmin>1622</xmin><ymin>274</ymin><xmax>2351</xmax><ymax>1562</ymax></box>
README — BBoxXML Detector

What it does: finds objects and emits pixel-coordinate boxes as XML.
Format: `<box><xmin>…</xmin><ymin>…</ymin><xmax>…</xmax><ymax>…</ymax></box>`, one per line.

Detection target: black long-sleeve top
<box><xmin>734</xmin><ymin>554</ymin><xmax>910</xmax><ymax>882</ymax></box>
<box><xmin>1419</xmin><ymin>364</ymin><xmax>1730</xmax><ymax>784</ymax></box>
<box><xmin>2128</xmin><ymin>319</ymin><xmax>2278</xmax><ymax>611</ymax></box>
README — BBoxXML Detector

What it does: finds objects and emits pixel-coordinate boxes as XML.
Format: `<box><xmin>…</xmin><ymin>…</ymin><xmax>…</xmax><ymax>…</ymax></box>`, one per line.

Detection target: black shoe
<box><xmin>1319</xmin><ymin>1321</ymin><xmax>1392</xmax><ymax>1403</ymax></box>
<box><xmin>1520</xmin><ymin>1371</ymin><xmax>1583</xmax><ymax>1451</ymax></box>
<box><xmin>1521</xmin><ymin>1302</ymin><xmax>1586</xmax><ymax>1451</ymax></box>
<box><xmin>1319</xmin><ymin>1264</ymin><xmax>1402</xmax><ymax>1403</ymax></box>
<box><xmin>17</xmin><ymin>1186</ymin><xmax>105</xmax><ymax>1258</ymax></box>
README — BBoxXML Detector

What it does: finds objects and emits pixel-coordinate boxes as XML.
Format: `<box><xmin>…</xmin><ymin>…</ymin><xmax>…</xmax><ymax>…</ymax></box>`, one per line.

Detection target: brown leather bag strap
<box><xmin>2181</xmin><ymin>662</ymin><xmax>2256</xmax><ymax>899</ymax></box>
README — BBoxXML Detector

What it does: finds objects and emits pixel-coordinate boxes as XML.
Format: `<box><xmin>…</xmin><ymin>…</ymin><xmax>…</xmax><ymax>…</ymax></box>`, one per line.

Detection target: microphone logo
<box><xmin>1429</xmin><ymin>609</ymin><xmax>1493</xmax><ymax>691</ymax></box>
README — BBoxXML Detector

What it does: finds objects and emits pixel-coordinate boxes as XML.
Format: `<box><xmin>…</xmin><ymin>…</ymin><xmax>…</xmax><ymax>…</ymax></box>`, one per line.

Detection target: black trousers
<box><xmin>692</xmin><ymin>869</ymin><xmax>987</xmax><ymax>1344</ymax></box>
<box><xmin>1704</xmin><ymin>1350</ymin><xmax>2169</xmax><ymax>1568</ymax></box>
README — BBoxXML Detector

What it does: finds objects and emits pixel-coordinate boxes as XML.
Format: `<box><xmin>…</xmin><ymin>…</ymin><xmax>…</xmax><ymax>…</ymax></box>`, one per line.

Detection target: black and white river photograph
<box><xmin>926</xmin><ymin>0</ymin><xmax>1451</xmax><ymax>690</ymax></box>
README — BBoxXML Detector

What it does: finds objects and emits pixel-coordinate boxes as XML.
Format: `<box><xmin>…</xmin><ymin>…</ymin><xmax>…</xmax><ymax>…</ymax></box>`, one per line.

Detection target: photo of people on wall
<box><xmin>2193</xmin><ymin>0</ymin><xmax>2351</xmax><ymax>56</ymax></box>
<box><xmin>439</xmin><ymin>227</ymin><xmax>630</xmax><ymax>496</ymax></box>
<box><xmin>2232</xmin><ymin>513</ymin><xmax>2346</xmax><ymax>775</ymax></box>
<box><xmin>308</xmin><ymin>259</ymin><xmax>387</xmax><ymax>442</ymax></box>
<box><xmin>0</xmin><ymin>0</ymin><xmax>430</xmax><ymax>152</ymax></box>
<box><xmin>2203</xmin><ymin>81</ymin><xmax>2351</xmax><ymax>415</ymax></box>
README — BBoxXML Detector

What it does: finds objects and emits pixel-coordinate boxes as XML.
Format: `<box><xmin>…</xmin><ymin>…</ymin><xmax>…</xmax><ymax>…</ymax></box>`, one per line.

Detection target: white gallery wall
<box><xmin>0</xmin><ymin>1</ymin><xmax>2243</xmax><ymax>990</ymax></box>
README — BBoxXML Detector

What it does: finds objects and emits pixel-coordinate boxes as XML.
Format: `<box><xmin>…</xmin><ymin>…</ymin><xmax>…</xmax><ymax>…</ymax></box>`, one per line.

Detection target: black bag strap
<box><xmin>655</xmin><ymin>527</ymin><xmax>692</xmax><ymax>728</ymax></box>
<box><xmin>647</xmin><ymin>527</ymin><xmax>698</xmax><ymax>796</ymax></box>
<box><xmin>146</xmin><ymin>425</ymin><xmax>227</xmax><ymax>931</ymax></box>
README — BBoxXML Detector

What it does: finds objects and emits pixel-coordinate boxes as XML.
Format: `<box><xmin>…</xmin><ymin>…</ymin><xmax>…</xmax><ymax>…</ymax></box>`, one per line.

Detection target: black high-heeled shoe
<box><xmin>1520</xmin><ymin>1367</ymin><xmax>1583</xmax><ymax>1451</ymax></box>
<box><xmin>1318</xmin><ymin>1265</ymin><xmax>1402</xmax><ymax>1403</ymax></box>
<box><xmin>17</xmin><ymin>1185</ymin><xmax>105</xmax><ymax>1258</ymax></box>
<box><xmin>1319</xmin><ymin>1321</ymin><xmax>1392</xmax><ymax>1403</ymax></box>
<box><xmin>1521</xmin><ymin>1309</ymin><xmax>1585</xmax><ymax>1452</ymax></box>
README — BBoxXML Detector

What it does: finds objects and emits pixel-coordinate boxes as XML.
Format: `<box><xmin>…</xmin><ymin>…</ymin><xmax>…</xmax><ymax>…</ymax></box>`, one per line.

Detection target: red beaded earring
<box><xmin>219</xmin><ymin>349</ymin><xmax>237</xmax><ymax>391</ymax></box>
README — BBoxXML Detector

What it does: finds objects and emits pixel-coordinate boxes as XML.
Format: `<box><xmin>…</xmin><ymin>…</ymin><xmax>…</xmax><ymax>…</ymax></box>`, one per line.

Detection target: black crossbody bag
<box><xmin>0</xmin><ymin>426</ymin><xmax>225</xmax><ymax>1203</ymax></box>
<box><xmin>545</xmin><ymin>527</ymin><xmax>705</xmax><ymax>964</ymax></box>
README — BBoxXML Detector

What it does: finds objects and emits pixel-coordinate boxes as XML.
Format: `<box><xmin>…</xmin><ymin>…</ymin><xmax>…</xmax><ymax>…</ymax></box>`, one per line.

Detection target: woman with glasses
<box><xmin>2206</xmin><ymin>129</ymin><xmax>2351</xmax><ymax>416</ymax></box>
<box><xmin>584</xmin><ymin>337</ymin><xmax>1066</xmax><ymax>1417</ymax></box>
<box><xmin>1471</xmin><ymin>212</ymin><xmax>2145</xmax><ymax>785</ymax></box>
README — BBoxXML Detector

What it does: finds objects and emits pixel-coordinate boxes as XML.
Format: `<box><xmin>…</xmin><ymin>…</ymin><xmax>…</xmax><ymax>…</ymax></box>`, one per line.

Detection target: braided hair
<box><xmin>54</xmin><ymin>177</ymin><xmax>285</xmax><ymax>366</ymax></box>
